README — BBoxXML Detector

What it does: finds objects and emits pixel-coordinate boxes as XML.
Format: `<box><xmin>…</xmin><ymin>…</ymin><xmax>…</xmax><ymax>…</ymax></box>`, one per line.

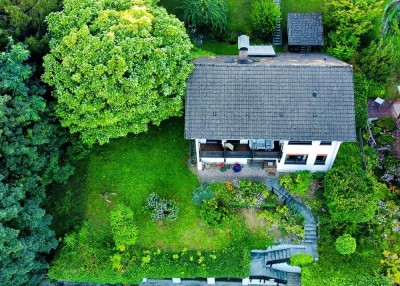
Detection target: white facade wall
<box><xmin>277</xmin><ymin>141</ymin><xmax>341</xmax><ymax>172</ymax></box>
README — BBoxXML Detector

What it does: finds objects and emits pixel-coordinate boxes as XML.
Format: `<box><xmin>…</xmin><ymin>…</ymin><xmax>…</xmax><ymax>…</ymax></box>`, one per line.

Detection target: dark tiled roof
<box><xmin>287</xmin><ymin>13</ymin><xmax>324</xmax><ymax>46</ymax></box>
<box><xmin>185</xmin><ymin>53</ymin><xmax>356</xmax><ymax>142</ymax></box>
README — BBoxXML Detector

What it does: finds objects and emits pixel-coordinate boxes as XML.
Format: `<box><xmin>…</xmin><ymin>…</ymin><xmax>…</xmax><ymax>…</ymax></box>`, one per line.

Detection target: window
<box><xmin>320</xmin><ymin>141</ymin><xmax>332</xmax><ymax>145</ymax></box>
<box><xmin>206</xmin><ymin>139</ymin><xmax>222</xmax><ymax>144</ymax></box>
<box><xmin>285</xmin><ymin>154</ymin><xmax>308</xmax><ymax>164</ymax></box>
<box><xmin>315</xmin><ymin>155</ymin><xmax>327</xmax><ymax>165</ymax></box>
<box><xmin>288</xmin><ymin>141</ymin><xmax>312</xmax><ymax>145</ymax></box>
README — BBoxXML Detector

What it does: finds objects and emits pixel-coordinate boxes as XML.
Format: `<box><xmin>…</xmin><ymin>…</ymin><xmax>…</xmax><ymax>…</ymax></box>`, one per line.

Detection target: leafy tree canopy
<box><xmin>358</xmin><ymin>39</ymin><xmax>396</xmax><ymax>83</ymax></box>
<box><xmin>324</xmin><ymin>0</ymin><xmax>384</xmax><ymax>61</ymax></box>
<box><xmin>324</xmin><ymin>0</ymin><xmax>384</xmax><ymax>37</ymax></box>
<box><xmin>43</xmin><ymin>0</ymin><xmax>193</xmax><ymax>145</ymax></box>
<box><xmin>0</xmin><ymin>0</ymin><xmax>60</xmax><ymax>52</ymax></box>
<box><xmin>182</xmin><ymin>0</ymin><xmax>228</xmax><ymax>35</ymax></box>
<box><xmin>0</xmin><ymin>39</ymin><xmax>73</xmax><ymax>285</ymax></box>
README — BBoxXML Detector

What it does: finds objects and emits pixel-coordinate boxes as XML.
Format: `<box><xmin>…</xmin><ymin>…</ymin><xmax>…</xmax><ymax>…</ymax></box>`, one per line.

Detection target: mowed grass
<box><xmin>85</xmin><ymin>118</ymin><xmax>229</xmax><ymax>250</ymax></box>
<box><xmin>48</xmin><ymin>117</ymin><xmax>269</xmax><ymax>251</ymax></box>
<box><xmin>201</xmin><ymin>41</ymin><xmax>238</xmax><ymax>55</ymax></box>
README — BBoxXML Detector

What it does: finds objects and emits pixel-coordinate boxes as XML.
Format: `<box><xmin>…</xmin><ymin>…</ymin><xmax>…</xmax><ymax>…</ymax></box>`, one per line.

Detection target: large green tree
<box><xmin>0</xmin><ymin>40</ymin><xmax>73</xmax><ymax>285</ymax></box>
<box><xmin>43</xmin><ymin>0</ymin><xmax>193</xmax><ymax>145</ymax></box>
<box><xmin>0</xmin><ymin>0</ymin><xmax>60</xmax><ymax>55</ymax></box>
<box><xmin>359</xmin><ymin>39</ymin><xmax>396</xmax><ymax>83</ymax></box>
<box><xmin>324</xmin><ymin>0</ymin><xmax>384</xmax><ymax>60</ymax></box>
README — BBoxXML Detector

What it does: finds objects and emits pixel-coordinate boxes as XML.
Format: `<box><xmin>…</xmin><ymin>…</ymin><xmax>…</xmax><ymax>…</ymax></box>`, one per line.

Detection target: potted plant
<box><xmin>219</xmin><ymin>162</ymin><xmax>227</xmax><ymax>172</ymax></box>
<box><xmin>232</xmin><ymin>163</ymin><xmax>242</xmax><ymax>173</ymax></box>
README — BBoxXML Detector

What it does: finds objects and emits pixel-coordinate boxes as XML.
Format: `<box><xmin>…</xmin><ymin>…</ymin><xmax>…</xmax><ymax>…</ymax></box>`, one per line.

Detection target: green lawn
<box><xmin>47</xmin><ymin>117</ymin><xmax>274</xmax><ymax>283</ymax></box>
<box><xmin>48</xmin><ymin>117</ymin><xmax>239</xmax><ymax>250</ymax></box>
<box><xmin>200</xmin><ymin>41</ymin><xmax>238</xmax><ymax>55</ymax></box>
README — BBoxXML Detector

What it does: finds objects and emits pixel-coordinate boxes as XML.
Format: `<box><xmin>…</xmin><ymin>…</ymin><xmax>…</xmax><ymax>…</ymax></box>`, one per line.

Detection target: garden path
<box><xmin>196</xmin><ymin>165</ymin><xmax>277</xmax><ymax>184</ymax></box>
<box><xmin>247</xmin><ymin>179</ymin><xmax>319</xmax><ymax>286</ymax></box>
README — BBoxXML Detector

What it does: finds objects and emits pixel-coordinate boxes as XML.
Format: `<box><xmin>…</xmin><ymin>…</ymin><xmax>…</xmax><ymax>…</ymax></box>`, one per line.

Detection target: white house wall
<box><xmin>277</xmin><ymin>141</ymin><xmax>341</xmax><ymax>172</ymax></box>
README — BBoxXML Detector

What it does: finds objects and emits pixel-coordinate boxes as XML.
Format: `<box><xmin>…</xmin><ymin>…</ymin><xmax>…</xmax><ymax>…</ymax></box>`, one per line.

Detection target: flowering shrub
<box><xmin>381</xmin><ymin>250</ymin><xmax>400</xmax><ymax>284</ymax></box>
<box><xmin>257</xmin><ymin>205</ymin><xmax>305</xmax><ymax>243</ymax></box>
<box><xmin>145</xmin><ymin>193</ymin><xmax>179</xmax><ymax>221</ymax></box>
<box><xmin>213</xmin><ymin>180</ymin><xmax>275</xmax><ymax>208</ymax></box>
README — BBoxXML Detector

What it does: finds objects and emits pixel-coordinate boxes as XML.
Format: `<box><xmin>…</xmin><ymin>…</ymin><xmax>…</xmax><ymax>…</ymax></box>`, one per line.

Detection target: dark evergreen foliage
<box><xmin>0</xmin><ymin>40</ymin><xmax>73</xmax><ymax>285</ymax></box>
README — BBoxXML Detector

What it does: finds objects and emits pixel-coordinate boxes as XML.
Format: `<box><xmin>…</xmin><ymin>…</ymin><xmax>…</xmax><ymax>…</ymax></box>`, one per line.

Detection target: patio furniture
<box><xmin>264</xmin><ymin>160</ymin><xmax>277</xmax><ymax>176</ymax></box>
<box><xmin>224</xmin><ymin>142</ymin><xmax>234</xmax><ymax>151</ymax></box>
<box><xmin>374</xmin><ymin>97</ymin><xmax>385</xmax><ymax>109</ymax></box>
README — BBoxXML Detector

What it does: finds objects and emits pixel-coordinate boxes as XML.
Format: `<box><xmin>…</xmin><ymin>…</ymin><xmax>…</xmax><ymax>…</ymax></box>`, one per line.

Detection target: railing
<box><xmin>200</xmin><ymin>150</ymin><xmax>280</xmax><ymax>159</ymax></box>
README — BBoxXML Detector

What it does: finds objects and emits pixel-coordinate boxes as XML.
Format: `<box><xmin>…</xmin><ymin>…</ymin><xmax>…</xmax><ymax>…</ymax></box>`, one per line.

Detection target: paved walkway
<box><xmin>196</xmin><ymin>165</ymin><xmax>278</xmax><ymax>184</ymax></box>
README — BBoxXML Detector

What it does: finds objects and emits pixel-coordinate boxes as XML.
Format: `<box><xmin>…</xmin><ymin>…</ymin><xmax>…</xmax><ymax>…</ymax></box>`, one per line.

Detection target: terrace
<box><xmin>199</xmin><ymin>141</ymin><xmax>282</xmax><ymax>160</ymax></box>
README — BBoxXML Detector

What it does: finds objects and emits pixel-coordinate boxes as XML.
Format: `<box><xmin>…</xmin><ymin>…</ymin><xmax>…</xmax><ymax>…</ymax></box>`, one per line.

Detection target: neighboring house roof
<box><xmin>287</xmin><ymin>13</ymin><xmax>324</xmax><ymax>46</ymax></box>
<box><xmin>185</xmin><ymin>53</ymin><xmax>356</xmax><ymax>142</ymax></box>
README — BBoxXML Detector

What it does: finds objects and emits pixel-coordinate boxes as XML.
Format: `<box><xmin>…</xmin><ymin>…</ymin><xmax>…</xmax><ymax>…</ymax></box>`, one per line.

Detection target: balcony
<box><xmin>199</xmin><ymin>142</ymin><xmax>281</xmax><ymax>159</ymax></box>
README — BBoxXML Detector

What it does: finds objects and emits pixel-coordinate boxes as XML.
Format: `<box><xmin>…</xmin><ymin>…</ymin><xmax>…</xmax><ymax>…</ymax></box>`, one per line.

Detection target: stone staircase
<box><xmin>249</xmin><ymin>180</ymin><xmax>320</xmax><ymax>286</ymax></box>
<box><xmin>272</xmin><ymin>0</ymin><xmax>282</xmax><ymax>45</ymax></box>
<box><xmin>265</xmin><ymin>179</ymin><xmax>319</xmax><ymax>260</ymax></box>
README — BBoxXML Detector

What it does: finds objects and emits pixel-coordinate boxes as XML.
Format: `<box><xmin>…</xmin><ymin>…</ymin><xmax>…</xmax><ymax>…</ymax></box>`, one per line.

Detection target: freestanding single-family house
<box><xmin>184</xmin><ymin>52</ymin><xmax>356</xmax><ymax>173</ymax></box>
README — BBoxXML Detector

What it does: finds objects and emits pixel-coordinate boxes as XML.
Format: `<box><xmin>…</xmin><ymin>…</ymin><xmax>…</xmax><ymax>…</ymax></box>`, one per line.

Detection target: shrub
<box><xmin>359</xmin><ymin>39</ymin><xmax>396</xmax><ymax>83</ymax></box>
<box><xmin>192</xmin><ymin>185</ymin><xmax>214</xmax><ymax>205</ymax></box>
<box><xmin>182</xmin><ymin>0</ymin><xmax>228</xmax><ymax>34</ymax></box>
<box><xmin>324</xmin><ymin>166</ymin><xmax>379</xmax><ymax>223</ymax></box>
<box><xmin>250</xmin><ymin>0</ymin><xmax>280</xmax><ymax>40</ymax></box>
<box><xmin>257</xmin><ymin>205</ymin><xmax>305</xmax><ymax>242</ymax></box>
<box><xmin>326</xmin><ymin>32</ymin><xmax>359</xmax><ymax>61</ymax></box>
<box><xmin>145</xmin><ymin>193</ymin><xmax>179</xmax><ymax>222</ymax></box>
<box><xmin>335</xmin><ymin>234</ymin><xmax>356</xmax><ymax>255</ymax></box>
<box><xmin>200</xmin><ymin>198</ymin><xmax>231</xmax><ymax>228</ymax></box>
<box><xmin>279</xmin><ymin>171</ymin><xmax>312</xmax><ymax>196</ymax></box>
<box><xmin>374</xmin><ymin>116</ymin><xmax>397</xmax><ymax>133</ymax></box>
<box><xmin>353</xmin><ymin>72</ymin><xmax>368</xmax><ymax>128</ymax></box>
<box><xmin>377</xmin><ymin>133</ymin><xmax>395</xmax><ymax>146</ymax></box>
<box><xmin>381</xmin><ymin>250</ymin><xmax>400</xmax><ymax>284</ymax></box>
<box><xmin>110</xmin><ymin>204</ymin><xmax>138</xmax><ymax>252</ymax></box>
<box><xmin>290</xmin><ymin>254</ymin><xmax>314</xmax><ymax>267</ymax></box>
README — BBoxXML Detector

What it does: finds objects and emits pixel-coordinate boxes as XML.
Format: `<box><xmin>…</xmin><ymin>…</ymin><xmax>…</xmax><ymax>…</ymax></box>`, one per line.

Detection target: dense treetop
<box><xmin>43</xmin><ymin>0</ymin><xmax>193</xmax><ymax>145</ymax></box>
<box><xmin>0</xmin><ymin>40</ymin><xmax>72</xmax><ymax>285</ymax></box>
